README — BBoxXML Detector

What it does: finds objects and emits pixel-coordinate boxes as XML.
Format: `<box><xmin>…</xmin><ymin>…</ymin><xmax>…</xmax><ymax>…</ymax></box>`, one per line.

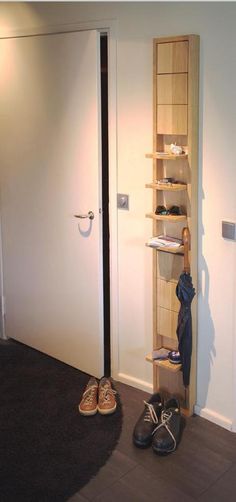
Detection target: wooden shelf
<box><xmin>145</xmin><ymin>182</ymin><xmax>187</xmax><ymax>191</ymax></box>
<box><xmin>146</xmin><ymin>212</ymin><xmax>187</xmax><ymax>222</ymax></box>
<box><xmin>145</xmin><ymin>152</ymin><xmax>188</xmax><ymax>160</ymax></box>
<box><xmin>146</xmin><ymin>243</ymin><xmax>184</xmax><ymax>254</ymax></box>
<box><xmin>146</xmin><ymin>353</ymin><xmax>182</xmax><ymax>373</ymax></box>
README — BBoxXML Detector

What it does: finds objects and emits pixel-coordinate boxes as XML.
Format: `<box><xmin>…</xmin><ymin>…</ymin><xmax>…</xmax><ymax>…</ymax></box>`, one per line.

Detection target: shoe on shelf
<box><xmin>168</xmin><ymin>350</ymin><xmax>181</xmax><ymax>365</ymax></box>
<box><xmin>78</xmin><ymin>377</ymin><xmax>98</xmax><ymax>416</ymax></box>
<box><xmin>98</xmin><ymin>377</ymin><xmax>117</xmax><ymax>415</ymax></box>
<box><xmin>152</xmin><ymin>397</ymin><xmax>181</xmax><ymax>454</ymax></box>
<box><xmin>133</xmin><ymin>393</ymin><xmax>163</xmax><ymax>448</ymax></box>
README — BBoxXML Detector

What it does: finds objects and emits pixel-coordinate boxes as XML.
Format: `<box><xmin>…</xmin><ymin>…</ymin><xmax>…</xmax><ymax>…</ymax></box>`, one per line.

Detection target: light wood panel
<box><xmin>161</xmin><ymin>335</ymin><xmax>178</xmax><ymax>351</ymax></box>
<box><xmin>158</xmin><ymin>367</ymin><xmax>188</xmax><ymax>408</ymax></box>
<box><xmin>157</xmin><ymin>252</ymin><xmax>183</xmax><ymax>282</ymax></box>
<box><xmin>157</xmin><ymin>278</ymin><xmax>180</xmax><ymax>312</ymax></box>
<box><xmin>157</xmin><ymin>105</ymin><xmax>188</xmax><ymax>134</ymax></box>
<box><xmin>157</xmin><ymin>306</ymin><xmax>178</xmax><ymax>340</ymax></box>
<box><xmin>153</xmin><ymin>334</ymin><xmax>178</xmax><ymax>352</ymax></box>
<box><xmin>157</xmin><ymin>74</ymin><xmax>188</xmax><ymax>104</ymax></box>
<box><xmin>157</xmin><ymin>41</ymin><xmax>188</xmax><ymax>74</ymax></box>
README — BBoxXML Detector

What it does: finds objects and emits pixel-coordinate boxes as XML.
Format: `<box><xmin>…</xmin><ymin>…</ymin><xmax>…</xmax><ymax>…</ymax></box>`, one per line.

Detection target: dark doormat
<box><xmin>0</xmin><ymin>339</ymin><xmax>123</xmax><ymax>501</ymax></box>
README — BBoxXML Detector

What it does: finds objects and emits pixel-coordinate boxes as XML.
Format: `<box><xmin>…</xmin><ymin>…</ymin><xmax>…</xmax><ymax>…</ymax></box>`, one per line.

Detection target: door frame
<box><xmin>0</xmin><ymin>19</ymin><xmax>119</xmax><ymax>379</ymax></box>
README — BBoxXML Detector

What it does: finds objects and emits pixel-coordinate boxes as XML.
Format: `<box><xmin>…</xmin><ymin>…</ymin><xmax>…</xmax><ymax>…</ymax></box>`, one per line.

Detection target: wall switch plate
<box><xmin>117</xmin><ymin>193</ymin><xmax>129</xmax><ymax>210</ymax></box>
<box><xmin>222</xmin><ymin>221</ymin><xmax>236</xmax><ymax>240</ymax></box>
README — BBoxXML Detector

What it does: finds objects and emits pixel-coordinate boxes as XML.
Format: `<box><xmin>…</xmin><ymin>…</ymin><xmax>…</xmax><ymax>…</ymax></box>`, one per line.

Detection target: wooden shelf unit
<box><xmin>146</xmin><ymin>34</ymin><xmax>199</xmax><ymax>415</ymax></box>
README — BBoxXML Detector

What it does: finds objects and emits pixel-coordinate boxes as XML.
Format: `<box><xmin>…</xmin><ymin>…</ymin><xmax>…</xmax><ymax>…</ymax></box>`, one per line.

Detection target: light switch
<box><xmin>222</xmin><ymin>221</ymin><xmax>236</xmax><ymax>240</ymax></box>
<box><xmin>117</xmin><ymin>193</ymin><xmax>129</xmax><ymax>210</ymax></box>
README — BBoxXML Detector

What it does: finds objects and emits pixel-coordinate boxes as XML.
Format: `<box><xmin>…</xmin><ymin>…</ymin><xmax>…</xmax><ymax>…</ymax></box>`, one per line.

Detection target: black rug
<box><xmin>0</xmin><ymin>339</ymin><xmax>122</xmax><ymax>501</ymax></box>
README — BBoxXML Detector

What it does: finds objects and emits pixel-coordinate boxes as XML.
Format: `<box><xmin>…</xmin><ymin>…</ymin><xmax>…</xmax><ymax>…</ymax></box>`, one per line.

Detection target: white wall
<box><xmin>0</xmin><ymin>2</ymin><xmax>236</xmax><ymax>430</ymax></box>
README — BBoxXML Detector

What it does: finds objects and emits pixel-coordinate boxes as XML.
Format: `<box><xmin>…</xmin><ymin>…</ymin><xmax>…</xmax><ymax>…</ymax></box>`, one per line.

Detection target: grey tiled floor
<box><xmin>69</xmin><ymin>382</ymin><xmax>236</xmax><ymax>501</ymax></box>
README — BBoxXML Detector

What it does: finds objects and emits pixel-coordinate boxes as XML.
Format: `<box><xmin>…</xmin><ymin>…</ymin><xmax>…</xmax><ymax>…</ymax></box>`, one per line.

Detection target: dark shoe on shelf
<box><xmin>152</xmin><ymin>397</ymin><xmax>181</xmax><ymax>454</ymax></box>
<box><xmin>168</xmin><ymin>350</ymin><xmax>181</xmax><ymax>364</ymax></box>
<box><xmin>133</xmin><ymin>393</ymin><xmax>163</xmax><ymax>448</ymax></box>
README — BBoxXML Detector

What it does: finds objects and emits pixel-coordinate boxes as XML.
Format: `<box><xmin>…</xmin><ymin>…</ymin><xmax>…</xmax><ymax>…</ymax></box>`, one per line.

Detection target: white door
<box><xmin>0</xmin><ymin>30</ymin><xmax>104</xmax><ymax>378</ymax></box>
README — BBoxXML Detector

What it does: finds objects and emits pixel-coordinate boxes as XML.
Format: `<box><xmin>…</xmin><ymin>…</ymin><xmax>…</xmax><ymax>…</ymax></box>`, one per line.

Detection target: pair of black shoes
<box><xmin>133</xmin><ymin>393</ymin><xmax>181</xmax><ymax>454</ymax></box>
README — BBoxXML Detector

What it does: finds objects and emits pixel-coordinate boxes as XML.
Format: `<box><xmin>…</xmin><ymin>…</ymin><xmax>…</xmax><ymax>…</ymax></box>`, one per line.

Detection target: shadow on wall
<box><xmin>198</xmin><ymin>220</ymin><xmax>216</xmax><ymax>409</ymax></box>
<box><xmin>196</xmin><ymin>39</ymin><xmax>216</xmax><ymax>410</ymax></box>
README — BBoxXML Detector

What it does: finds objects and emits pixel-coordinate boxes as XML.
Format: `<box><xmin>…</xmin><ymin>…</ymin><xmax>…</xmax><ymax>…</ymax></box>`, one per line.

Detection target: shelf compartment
<box><xmin>145</xmin><ymin>182</ymin><xmax>187</xmax><ymax>191</ymax></box>
<box><xmin>157</xmin><ymin>74</ymin><xmax>188</xmax><ymax>105</ymax></box>
<box><xmin>146</xmin><ymin>212</ymin><xmax>187</xmax><ymax>222</ymax></box>
<box><xmin>157</xmin><ymin>41</ymin><xmax>188</xmax><ymax>74</ymax></box>
<box><xmin>157</xmin><ymin>306</ymin><xmax>178</xmax><ymax>341</ymax></box>
<box><xmin>145</xmin><ymin>152</ymin><xmax>188</xmax><ymax>160</ymax></box>
<box><xmin>146</xmin><ymin>353</ymin><xmax>182</xmax><ymax>373</ymax></box>
<box><xmin>157</xmin><ymin>278</ymin><xmax>180</xmax><ymax>312</ymax></box>
<box><xmin>157</xmin><ymin>105</ymin><xmax>188</xmax><ymax>135</ymax></box>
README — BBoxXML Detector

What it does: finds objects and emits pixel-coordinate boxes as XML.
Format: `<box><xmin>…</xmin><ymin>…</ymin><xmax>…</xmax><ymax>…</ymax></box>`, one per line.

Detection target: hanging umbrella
<box><xmin>176</xmin><ymin>228</ymin><xmax>196</xmax><ymax>387</ymax></box>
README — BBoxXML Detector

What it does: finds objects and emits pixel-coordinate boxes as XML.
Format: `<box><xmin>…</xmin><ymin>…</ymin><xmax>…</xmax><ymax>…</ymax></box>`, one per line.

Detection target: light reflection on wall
<box><xmin>0</xmin><ymin>3</ymin><xmax>44</xmax><ymax>87</ymax></box>
<box><xmin>0</xmin><ymin>41</ymin><xmax>15</xmax><ymax>89</ymax></box>
<box><xmin>0</xmin><ymin>3</ymin><xmax>41</xmax><ymax>37</ymax></box>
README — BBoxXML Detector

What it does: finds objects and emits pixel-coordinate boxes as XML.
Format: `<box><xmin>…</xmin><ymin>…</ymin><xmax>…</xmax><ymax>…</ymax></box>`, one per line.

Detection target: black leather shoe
<box><xmin>133</xmin><ymin>393</ymin><xmax>163</xmax><ymax>448</ymax></box>
<box><xmin>152</xmin><ymin>397</ymin><xmax>181</xmax><ymax>454</ymax></box>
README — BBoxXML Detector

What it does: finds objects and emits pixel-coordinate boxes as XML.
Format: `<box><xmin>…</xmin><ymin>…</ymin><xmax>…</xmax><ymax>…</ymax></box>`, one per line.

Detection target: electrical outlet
<box><xmin>222</xmin><ymin>221</ymin><xmax>236</xmax><ymax>240</ymax></box>
<box><xmin>117</xmin><ymin>193</ymin><xmax>129</xmax><ymax>210</ymax></box>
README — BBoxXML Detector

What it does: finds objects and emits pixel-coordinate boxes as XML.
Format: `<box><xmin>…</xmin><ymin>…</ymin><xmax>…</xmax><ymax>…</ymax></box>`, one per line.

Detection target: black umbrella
<box><xmin>176</xmin><ymin>228</ymin><xmax>196</xmax><ymax>387</ymax></box>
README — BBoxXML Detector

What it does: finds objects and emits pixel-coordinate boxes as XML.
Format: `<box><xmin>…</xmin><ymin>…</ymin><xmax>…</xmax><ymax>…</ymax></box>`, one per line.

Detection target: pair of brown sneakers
<box><xmin>78</xmin><ymin>377</ymin><xmax>117</xmax><ymax>416</ymax></box>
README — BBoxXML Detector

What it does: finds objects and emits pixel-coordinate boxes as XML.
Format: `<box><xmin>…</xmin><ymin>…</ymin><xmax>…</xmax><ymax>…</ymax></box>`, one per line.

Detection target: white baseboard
<box><xmin>117</xmin><ymin>372</ymin><xmax>153</xmax><ymax>394</ymax></box>
<box><xmin>115</xmin><ymin>378</ymin><xmax>234</xmax><ymax>432</ymax></box>
<box><xmin>194</xmin><ymin>405</ymin><xmax>233</xmax><ymax>432</ymax></box>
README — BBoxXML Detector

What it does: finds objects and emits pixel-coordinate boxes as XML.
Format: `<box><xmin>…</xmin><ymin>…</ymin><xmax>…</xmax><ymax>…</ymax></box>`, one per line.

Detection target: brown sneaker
<box><xmin>78</xmin><ymin>377</ymin><xmax>98</xmax><ymax>416</ymax></box>
<box><xmin>98</xmin><ymin>377</ymin><xmax>117</xmax><ymax>415</ymax></box>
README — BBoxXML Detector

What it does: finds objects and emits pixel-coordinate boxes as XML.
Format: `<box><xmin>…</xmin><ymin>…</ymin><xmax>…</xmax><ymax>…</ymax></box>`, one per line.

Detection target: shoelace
<box><xmin>99</xmin><ymin>385</ymin><xmax>117</xmax><ymax>403</ymax></box>
<box><xmin>82</xmin><ymin>384</ymin><xmax>97</xmax><ymax>404</ymax></box>
<box><xmin>143</xmin><ymin>401</ymin><xmax>159</xmax><ymax>424</ymax></box>
<box><xmin>153</xmin><ymin>409</ymin><xmax>177</xmax><ymax>452</ymax></box>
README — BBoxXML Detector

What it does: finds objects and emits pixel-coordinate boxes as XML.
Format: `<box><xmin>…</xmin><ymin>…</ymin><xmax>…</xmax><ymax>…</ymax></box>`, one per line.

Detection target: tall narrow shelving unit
<box><xmin>146</xmin><ymin>35</ymin><xmax>199</xmax><ymax>416</ymax></box>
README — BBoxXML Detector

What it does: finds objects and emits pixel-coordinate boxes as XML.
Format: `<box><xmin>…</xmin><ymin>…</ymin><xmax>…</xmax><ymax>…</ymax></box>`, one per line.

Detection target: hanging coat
<box><xmin>176</xmin><ymin>271</ymin><xmax>195</xmax><ymax>387</ymax></box>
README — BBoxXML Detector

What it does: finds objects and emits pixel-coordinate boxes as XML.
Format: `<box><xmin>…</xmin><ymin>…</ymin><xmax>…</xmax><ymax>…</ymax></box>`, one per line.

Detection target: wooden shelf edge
<box><xmin>145</xmin><ymin>243</ymin><xmax>184</xmax><ymax>255</ymax></box>
<box><xmin>145</xmin><ymin>153</ymin><xmax>188</xmax><ymax>160</ymax></box>
<box><xmin>146</xmin><ymin>353</ymin><xmax>182</xmax><ymax>373</ymax></box>
<box><xmin>145</xmin><ymin>183</ymin><xmax>187</xmax><ymax>191</ymax></box>
<box><xmin>146</xmin><ymin>212</ymin><xmax>187</xmax><ymax>222</ymax></box>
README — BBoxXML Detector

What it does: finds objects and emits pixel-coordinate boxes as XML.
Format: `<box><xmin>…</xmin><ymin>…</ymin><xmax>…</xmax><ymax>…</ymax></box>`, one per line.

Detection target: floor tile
<box><xmin>67</xmin><ymin>493</ymin><xmax>88</xmax><ymax>502</ymax></box>
<box><xmin>79</xmin><ymin>449</ymin><xmax>137</xmax><ymax>500</ymax></box>
<box><xmin>184</xmin><ymin>414</ymin><xmax>236</xmax><ymax>462</ymax></box>
<box><xmin>94</xmin><ymin>464</ymin><xmax>195</xmax><ymax>502</ymax></box>
<box><xmin>135</xmin><ymin>424</ymin><xmax>232</xmax><ymax>499</ymax></box>
<box><xmin>198</xmin><ymin>463</ymin><xmax>236</xmax><ymax>502</ymax></box>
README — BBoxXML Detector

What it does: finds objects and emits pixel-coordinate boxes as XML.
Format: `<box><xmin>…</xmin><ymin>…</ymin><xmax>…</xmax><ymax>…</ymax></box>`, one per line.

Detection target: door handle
<box><xmin>74</xmin><ymin>211</ymin><xmax>94</xmax><ymax>220</ymax></box>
